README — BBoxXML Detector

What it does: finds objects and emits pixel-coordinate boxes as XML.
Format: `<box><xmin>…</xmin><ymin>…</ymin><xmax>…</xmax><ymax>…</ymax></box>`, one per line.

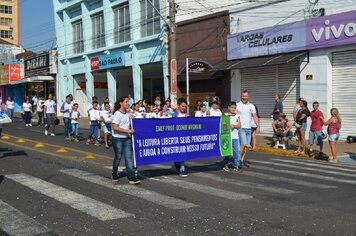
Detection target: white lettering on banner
<box><xmin>312</xmin><ymin>19</ymin><xmax>356</xmax><ymax>41</ymax></box>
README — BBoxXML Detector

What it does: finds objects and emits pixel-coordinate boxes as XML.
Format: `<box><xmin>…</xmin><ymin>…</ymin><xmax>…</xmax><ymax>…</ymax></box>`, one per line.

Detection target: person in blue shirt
<box><xmin>272</xmin><ymin>95</ymin><xmax>283</xmax><ymax>121</ymax></box>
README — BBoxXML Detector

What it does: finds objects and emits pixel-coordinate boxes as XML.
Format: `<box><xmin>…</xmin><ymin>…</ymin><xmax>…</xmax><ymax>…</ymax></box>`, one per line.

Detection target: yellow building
<box><xmin>0</xmin><ymin>0</ymin><xmax>19</xmax><ymax>45</ymax></box>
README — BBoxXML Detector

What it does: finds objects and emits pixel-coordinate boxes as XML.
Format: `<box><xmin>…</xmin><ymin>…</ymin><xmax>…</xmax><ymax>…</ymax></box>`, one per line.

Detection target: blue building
<box><xmin>53</xmin><ymin>0</ymin><xmax>169</xmax><ymax>115</ymax></box>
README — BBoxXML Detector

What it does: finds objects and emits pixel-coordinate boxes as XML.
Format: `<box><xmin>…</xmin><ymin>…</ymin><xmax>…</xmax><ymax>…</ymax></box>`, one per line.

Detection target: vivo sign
<box><xmin>228</xmin><ymin>10</ymin><xmax>356</xmax><ymax>60</ymax></box>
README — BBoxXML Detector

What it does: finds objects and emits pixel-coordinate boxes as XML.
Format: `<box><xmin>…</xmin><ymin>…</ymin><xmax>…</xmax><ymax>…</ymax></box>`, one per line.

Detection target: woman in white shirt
<box><xmin>44</xmin><ymin>94</ymin><xmax>57</xmax><ymax>136</ymax></box>
<box><xmin>6</xmin><ymin>96</ymin><xmax>14</xmax><ymax>120</ymax></box>
<box><xmin>195</xmin><ymin>104</ymin><xmax>207</xmax><ymax>117</ymax></box>
<box><xmin>22</xmin><ymin>98</ymin><xmax>32</xmax><ymax>126</ymax></box>
<box><xmin>208</xmin><ymin>101</ymin><xmax>222</xmax><ymax>117</ymax></box>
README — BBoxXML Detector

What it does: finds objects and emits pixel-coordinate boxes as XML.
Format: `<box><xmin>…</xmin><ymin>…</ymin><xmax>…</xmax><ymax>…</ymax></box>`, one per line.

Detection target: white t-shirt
<box><xmin>209</xmin><ymin>108</ymin><xmax>222</xmax><ymax>117</ymax></box>
<box><xmin>37</xmin><ymin>99</ymin><xmax>44</xmax><ymax>112</ymax></box>
<box><xmin>70</xmin><ymin>110</ymin><xmax>80</xmax><ymax>124</ymax></box>
<box><xmin>236</xmin><ymin>101</ymin><xmax>256</xmax><ymax>129</ymax></box>
<box><xmin>61</xmin><ymin>102</ymin><xmax>73</xmax><ymax>118</ymax></box>
<box><xmin>23</xmin><ymin>102</ymin><xmax>32</xmax><ymax>112</ymax></box>
<box><xmin>89</xmin><ymin>109</ymin><xmax>100</xmax><ymax>121</ymax></box>
<box><xmin>225</xmin><ymin>113</ymin><xmax>239</xmax><ymax>140</ymax></box>
<box><xmin>44</xmin><ymin>100</ymin><xmax>56</xmax><ymax>114</ymax></box>
<box><xmin>112</xmin><ymin>110</ymin><xmax>131</xmax><ymax>138</ymax></box>
<box><xmin>101</xmin><ymin>110</ymin><xmax>113</xmax><ymax>123</ymax></box>
<box><xmin>195</xmin><ymin>111</ymin><xmax>207</xmax><ymax>117</ymax></box>
<box><xmin>6</xmin><ymin>101</ymin><xmax>14</xmax><ymax>109</ymax></box>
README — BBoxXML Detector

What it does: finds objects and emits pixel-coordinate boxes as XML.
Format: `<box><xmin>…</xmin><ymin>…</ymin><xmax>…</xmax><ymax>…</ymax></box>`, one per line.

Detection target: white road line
<box><xmin>243</xmin><ymin>171</ymin><xmax>337</xmax><ymax>189</ymax></box>
<box><xmin>0</xmin><ymin>200</ymin><xmax>50</xmax><ymax>236</ymax></box>
<box><xmin>185</xmin><ymin>161</ymin><xmax>336</xmax><ymax>190</ymax></box>
<box><xmin>250</xmin><ymin>165</ymin><xmax>356</xmax><ymax>184</ymax></box>
<box><xmin>289</xmin><ymin>157</ymin><xmax>356</xmax><ymax>169</ymax></box>
<box><xmin>60</xmin><ymin>169</ymin><xmax>197</xmax><ymax>210</ymax></box>
<box><xmin>252</xmin><ymin>160</ymin><xmax>356</xmax><ymax>178</ymax></box>
<box><xmin>273</xmin><ymin>159</ymin><xmax>356</xmax><ymax>173</ymax></box>
<box><xmin>6</xmin><ymin>174</ymin><xmax>133</xmax><ymax>221</ymax></box>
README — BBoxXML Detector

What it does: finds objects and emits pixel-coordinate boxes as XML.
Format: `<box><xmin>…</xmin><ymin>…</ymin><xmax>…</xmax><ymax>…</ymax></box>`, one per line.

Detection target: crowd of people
<box><xmin>1</xmin><ymin>90</ymin><xmax>343</xmax><ymax>185</ymax></box>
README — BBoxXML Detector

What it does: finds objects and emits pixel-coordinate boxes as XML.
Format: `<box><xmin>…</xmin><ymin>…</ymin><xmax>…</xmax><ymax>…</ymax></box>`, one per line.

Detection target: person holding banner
<box><xmin>223</xmin><ymin>101</ymin><xmax>242</xmax><ymax>172</ymax></box>
<box><xmin>237</xmin><ymin>90</ymin><xmax>260</xmax><ymax>168</ymax></box>
<box><xmin>111</xmin><ymin>96</ymin><xmax>140</xmax><ymax>184</ymax></box>
<box><xmin>172</xmin><ymin>98</ymin><xmax>188</xmax><ymax>177</ymax></box>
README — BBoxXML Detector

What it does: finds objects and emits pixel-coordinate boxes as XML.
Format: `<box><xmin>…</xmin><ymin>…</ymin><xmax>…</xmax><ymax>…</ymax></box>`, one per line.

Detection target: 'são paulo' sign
<box><xmin>91</xmin><ymin>52</ymin><xmax>125</xmax><ymax>71</ymax></box>
<box><xmin>132</xmin><ymin>117</ymin><xmax>232</xmax><ymax>167</ymax></box>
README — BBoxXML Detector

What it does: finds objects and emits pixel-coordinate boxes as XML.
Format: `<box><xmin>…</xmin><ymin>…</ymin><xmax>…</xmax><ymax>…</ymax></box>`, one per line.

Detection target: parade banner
<box><xmin>132</xmin><ymin>117</ymin><xmax>232</xmax><ymax>167</ymax></box>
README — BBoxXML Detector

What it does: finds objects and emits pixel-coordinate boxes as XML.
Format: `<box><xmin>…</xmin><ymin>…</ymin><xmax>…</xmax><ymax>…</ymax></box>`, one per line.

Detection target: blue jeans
<box><xmin>71</xmin><ymin>123</ymin><xmax>79</xmax><ymax>139</ymax></box>
<box><xmin>7</xmin><ymin>109</ymin><xmax>14</xmax><ymax>120</ymax></box>
<box><xmin>224</xmin><ymin>139</ymin><xmax>241</xmax><ymax>167</ymax></box>
<box><xmin>112</xmin><ymin>137</ymin><xmax>135</xmax><ymax>179</ymax></box>
<box><xmin>24</xmin><ymin>111</ymin><xmax>31</xmax><ymax>124</ymax></box>
<box><xmin>37</xmin><ymin>111</ymin><xmax>43</xmax><ymax>125</ymax></box>
<box><xmin>174</xmin><ymin>162</ymin><xmax>185</xmax><ymax>173</ymax></box>
<box><xmin>88</xmin><ymin>124</ymin><xmax>99</xmax><ymax>142</ymax></box>
<box><xmin>239</xmin><ymin>128</ymin><xmax>252</xmax><ymax>146</ymax></box>
<box><xmin>63</xmin><ymin>117</ymin><xmax>72</xmax><ymax>138</ymax></box>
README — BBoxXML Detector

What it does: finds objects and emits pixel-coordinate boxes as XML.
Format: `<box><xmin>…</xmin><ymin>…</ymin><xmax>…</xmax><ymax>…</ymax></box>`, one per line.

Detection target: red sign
<box><xmin>9</xmin><ymin>64</ymin><xmax>21</xmax><ymax>82</ymax></box>
<box><xmin>91</xmin><ymin>57</ymin><xmax>99</xmax><ymax>70</ymax></box>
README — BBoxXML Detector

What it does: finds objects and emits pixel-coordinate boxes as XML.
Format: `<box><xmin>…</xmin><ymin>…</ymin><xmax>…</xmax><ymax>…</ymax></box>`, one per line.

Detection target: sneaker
<box><xmin>112</xmin><ymin>173</ymin><xmax>119</xmax><ymax>181</ymax></box>
<box><xmin>74</xmin><ymin>138</ymin><xmax>79</xmax><ymax>142</ymax></box>
<box><xmin>179</xmin><ymin>171</ymin><xmax>188</xmax><ymax>177</ymax></box>
<box><xmin>51</xmin><ymin>133</ymin><xmax>55</xmax><ymax>136</ymax></box>
<box><xmin>45</xmin><ymin>130</ymin><xmax>48</xmax><ymax>136</ymax></box>
<box><xmin>29</xmin><ymin>124</ymin><xmax>32</xmax><ymax>126</ymax></box>
<box><xmin>25</xmin><ymin>124</ymin><xmax>28</xmax><ymax>127</ymax></box>
<box><xmin>223</xmin><ymin>165</ymin><xmax>231</xmax><ymax>172</ymax></box>
<box><xmin>232</xmin><ymin>167</ymin><xmax>242</xmax><ymax>172</ymax></box>
<box><xmin>65</xmin><ymin>137</ymin><xmax>70</xmax><ymax>141</ymax></box>
<box><xmin>128</xmin><ymin>177</ymin><xmax>141</xmax><ymax>185</ymax></box>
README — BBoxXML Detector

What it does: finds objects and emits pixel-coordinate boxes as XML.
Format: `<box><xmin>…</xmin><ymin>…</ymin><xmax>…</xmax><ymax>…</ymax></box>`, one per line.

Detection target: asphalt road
<box><xmin>1</xmin><ymin>119</ymin><xmax>356</xmax><ymax>236</ymax></box>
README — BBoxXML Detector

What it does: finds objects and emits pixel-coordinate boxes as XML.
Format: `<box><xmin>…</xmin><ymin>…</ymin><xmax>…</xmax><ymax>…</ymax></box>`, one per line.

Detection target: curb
<box><xmin>255</xmin><ymin>146</ymin><xmax>329</xmax><ymax>161</ymax></box>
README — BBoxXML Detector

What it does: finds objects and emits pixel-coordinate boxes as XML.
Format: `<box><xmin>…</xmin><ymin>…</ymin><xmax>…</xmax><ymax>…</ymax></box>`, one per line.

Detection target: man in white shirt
<box><xmin>236</xmin><ymin>90</ymin><xmax>259</xmax><ymax>167</ymax></box>
<box><xmin>61</xmin><ymin>95</ymin><xmax>73</xmax><ymax>140</ymax></box>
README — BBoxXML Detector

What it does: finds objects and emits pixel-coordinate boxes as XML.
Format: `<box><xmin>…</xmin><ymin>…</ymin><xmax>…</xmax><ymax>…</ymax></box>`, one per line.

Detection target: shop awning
<box><xmin>213</xmin><ymin>51</ymin><xmax>308</xmax><ymax>71</ymax></box>
<box><xmin>10</xmin><ymin>76</ymin><xmax>55</xmax><ymax>85</ymax></box>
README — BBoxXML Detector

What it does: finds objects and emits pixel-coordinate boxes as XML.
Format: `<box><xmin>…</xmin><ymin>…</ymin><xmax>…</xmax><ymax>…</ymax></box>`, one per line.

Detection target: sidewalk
<box><xmin>14</xmin><ymin>112</ymin><xmax>356</xmax><ymax>164</ymax></box>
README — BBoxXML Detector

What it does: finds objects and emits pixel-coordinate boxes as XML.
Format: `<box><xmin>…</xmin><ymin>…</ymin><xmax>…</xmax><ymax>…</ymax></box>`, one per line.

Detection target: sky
<box><xmin>20</xmin><ymin>0</ymin><xmax>56</xmax><ymax>53</ymax></box>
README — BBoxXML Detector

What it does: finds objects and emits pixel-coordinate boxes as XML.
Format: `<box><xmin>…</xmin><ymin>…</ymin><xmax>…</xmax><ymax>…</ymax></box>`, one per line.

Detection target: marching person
<box><xmin>236</xmin><ymin>90</ymin><xmax>259</xmax><ymax>168</ymax></box>
<box><xmin>223</xmin><ymin>101</ymin><xmax>242</xmax><ymax>172</ymax></box>
<box><xmin>44</xmin><ymin>94</ymin><xmax>57</xmax><ymax>136</ymax></box>
<box><xmin>208</xmin><ymin>101</ymin><xmax>222</xmax><ymax>117</ymax></box>
<box><xmin>321</xmin><ymin>108</ymin><xmax>342</xmax><ymax>163</ymax></box>
<box><xmin>70</xmin><ymin>103</ymin><xmax>80</xmax><ymax>142</ymax></box>
<box><xmin>37</xmin><ymin>96</ymin><xmax>45</xmax><ymax>126</ymax></box>
<box><xmin>6</xmin><ymin>96</ymin><xmax>14</xmax><ymax>120</ymax></box>
<box><xmin>22</xmin><ymin>98</ymin><xmax>32</xmax><ymax>126</ymax></box>
<box><xmin>101</xmin><ymin>102</ymin><xmax>113</xmax><ymax>149</ymax></box>
<box><xmin>111</xmin><ymin>96</ymin><xmax>140</xmax><ymax>184</ymax></box>
<box><xmin>87</xmin><ymin>101</ymin><xmax>101</xmax><ymax>146</ymax></box>
<box><xmin>60</xmin><ymin>95</ymin><xmax>73</xmax><ymax>140</ymax></box>
<box><xmin>195</xmin><ymin>104</ymin><xmax>207</xmax><ymax>117</ymax></box>
<box><xmin>172</xmin><ymin>98</ymin><xmax>188</xmax><ymax>177</ymax></box>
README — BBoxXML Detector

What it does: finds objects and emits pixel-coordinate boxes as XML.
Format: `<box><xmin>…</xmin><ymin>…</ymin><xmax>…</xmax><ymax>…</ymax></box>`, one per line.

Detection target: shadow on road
<box><xmin>0</xmin><ymin>151</ymin><xmax>28</xmax><ymax>159</ymax></box>
<box><xmin>0</xmin><ymin>148</ymin><xmax>12</xmax><ymax>153</ymax></box>
<box><xmin>346</xmin><ymin>152</ymin><xmax>356</xmax><ymax>161</ymax></box>
<box><xmin>0</xmin><ymin>175</ymin><xmax>4</xmax><ymax>185</ymax></box>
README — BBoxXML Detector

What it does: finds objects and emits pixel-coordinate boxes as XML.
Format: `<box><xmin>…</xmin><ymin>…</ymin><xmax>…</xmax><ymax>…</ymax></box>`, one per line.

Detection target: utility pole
<box><xmin>168</xmin><ymin>0</ymin><xmax>178</xmax><ymax>108</ymax></box>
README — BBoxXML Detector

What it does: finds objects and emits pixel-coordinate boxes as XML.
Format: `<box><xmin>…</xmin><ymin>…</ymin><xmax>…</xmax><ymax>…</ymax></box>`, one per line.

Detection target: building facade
<box><xmin>53</xmin><ymin>0</ymin><xmax>169</xmax><ymax>116</ymax></box>
<box><xmin>226</xmin><ymin>0</ymin><xmax>356</xmax><ymax>139</ymax></box>
<box><xmin>0</xmin><ymin>0</ymin><xmax>19</xmax><ymax>45</ymax></box>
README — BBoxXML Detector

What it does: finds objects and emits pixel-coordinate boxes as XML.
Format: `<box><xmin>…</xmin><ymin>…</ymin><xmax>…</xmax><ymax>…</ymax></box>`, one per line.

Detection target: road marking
<box><xmin>273</xmin><ymin>159</ymin><xmax>356</xmax><ymax>173</ymax></box>
<box><xmin>16</xmin><ymin>138</ymin><xmax>25</xmax><ymax>143</ymax></box>
<box><xmin>242</xmin><ymin>171</ymin><xmax>337</xmax><ymax>189</ymax></box>
<box><xmin>1</xmin><ymin>135</ymin><xmax>10</xmax><ymax>140</ymax></box>
<box><xmin>252</xmin><ymin>160</ymin><xmax>356</xmax><ymax>178</ymax></box>
<box><xmin>0</xmin><ymin>200</ymin><xmax>50</xmax><ymax>236</ymax></box>
<box><xmin>34</xmin><ymin>143</ymin><xmax>45</xmax><ymax>148</ymax></box>
<box><xmin>250</xmin><ymin>165</ymin><xmax>356</xmax><ymax>184</ymax></box>
<box><xmin>152</xmin><ymin>164</ymin><xmax>298</xmax><ymax>194</ymax></box>
<box><xmin>60</xmin><ymin>169</ymin><xmax>197</xmax><ymax>210</ymax></box>
<box><xmin>6</xmin><ymin>174</ymin><xmax>133</xmax><ymax>221</ymax></box>
<box><xmin>184</xmin><ymin>161</ymin><xmax>337</xmax><ymax>189</ymax></box>
<box><xmin>85</xmin><ymin>154</ymin><xmax>96</xmax><ymax>159</ymax></box>
<box><xmin>56</xmin><ymin>148</ymin><xmax>68</xmax><ymax>153</ymax></box>
<box><xmin>288</xmin><ymin>157</ymin><xmax>356</xmax><ymax>169</ymax></box>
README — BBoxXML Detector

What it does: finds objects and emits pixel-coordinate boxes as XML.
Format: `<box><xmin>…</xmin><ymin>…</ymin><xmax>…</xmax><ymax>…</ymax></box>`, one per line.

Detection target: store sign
<box><xmin>228</xmin><ymin>10</ymin><xmax>356</xmax><ymax>60</ymax></box>
<box><xmin>0</xmin><ymin>64</ymin><xmax>21</xmax><ymax>85</ymax></box>
<box><xmin>25</xmin><ymin>53</ymin><xmax>50</xmax><ymax>77</ymax></box>
<box><xmin>188</xmin><ymin>61</ymin><xmax>213</xmax><ymax>73</ymax></box>
<box><xmin>0</xmin><ymin>66</ymin><xmax>7</xmax><ymax>86</ymax></box>
<box><xmin>90</xmin><ymin>52</ymin><xmax>125</xmax><ymax>71</ymax></box>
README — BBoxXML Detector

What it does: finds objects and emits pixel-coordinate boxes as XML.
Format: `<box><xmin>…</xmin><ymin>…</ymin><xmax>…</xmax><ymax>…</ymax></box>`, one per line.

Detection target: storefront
<box><xmin>227</xmin><ymin>10</ymin><xmax>356</xmax><ymax>138</ymax></box>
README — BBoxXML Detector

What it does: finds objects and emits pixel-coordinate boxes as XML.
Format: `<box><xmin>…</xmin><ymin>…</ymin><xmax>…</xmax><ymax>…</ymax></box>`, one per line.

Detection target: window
<box><xmin>72</xmin><ymin>20</ymin><xmax>84</xmax><ymax>54</ymax></box>
<box><xmin>114</xmin><ymin>4</ymin><xmax>130</xmax><ymax>43</ymax></box>
<box><xmin>91</xmin><ymin>12</ymin><xmax>105</xmax><ymax>49</ymax></box>
<box><xmin>0</xmin><ymin>5</ymin><xmax>12</xmax><ymax>14</ymax></box>
<box><xmin>0</xmin><ymin>30</ymin><xmax>12</xmax><ymax>38</ymax></box>
<box><xmin>0</xmin><ymin>17</ymin><xmax>12</xmax><ymax>26</ymax></box>
<box><xmin>140</xmin><ymin>0</ymin><xmax>160</xmax><ymax>37</ymax></box>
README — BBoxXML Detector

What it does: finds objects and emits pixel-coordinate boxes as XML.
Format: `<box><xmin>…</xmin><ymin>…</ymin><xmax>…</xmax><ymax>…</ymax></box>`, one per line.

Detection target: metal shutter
<box><xmin>241</xmin><ymin>62</ymin><xmax>300</xmax><ymax>134</ymax></box>
<box><xmin>332</xmin><ymin>49</ymin><xmax>356</xmax><ymax>139</ymax></box>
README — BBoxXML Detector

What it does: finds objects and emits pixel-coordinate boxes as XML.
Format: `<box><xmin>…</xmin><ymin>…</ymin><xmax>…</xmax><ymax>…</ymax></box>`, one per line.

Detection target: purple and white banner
<box><xmin>228</xmin><ymin>10</ymin><xmax>356</xmax><ymax>60</ymax></box>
